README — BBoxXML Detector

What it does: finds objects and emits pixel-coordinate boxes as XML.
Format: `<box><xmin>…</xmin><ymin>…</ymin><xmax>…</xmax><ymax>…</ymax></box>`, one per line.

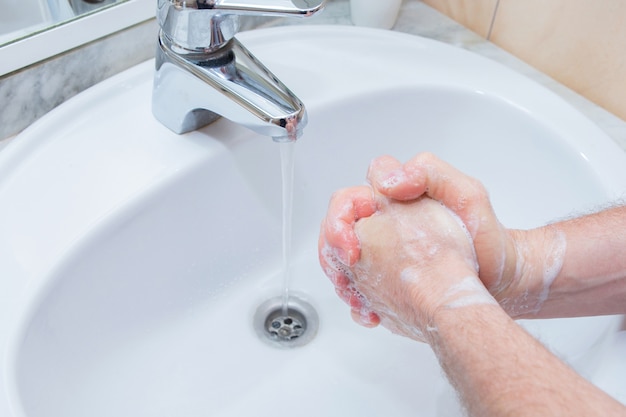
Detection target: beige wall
<box><xmin>422</xmin><ymin>0</ymin><xmax>626</xmax><ymax>122</ymax></box>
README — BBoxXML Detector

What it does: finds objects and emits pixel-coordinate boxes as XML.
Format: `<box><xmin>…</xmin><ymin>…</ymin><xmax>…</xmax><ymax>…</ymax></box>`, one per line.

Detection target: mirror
<box><xmin>0</xmin><ymin>0</ymin><xmax>118</xmax><ymax>46</ymax></box>
<box><xmin>0</xmin><ymin>0</ymin><xmax>154</xmax><ymax>76</ymax></box>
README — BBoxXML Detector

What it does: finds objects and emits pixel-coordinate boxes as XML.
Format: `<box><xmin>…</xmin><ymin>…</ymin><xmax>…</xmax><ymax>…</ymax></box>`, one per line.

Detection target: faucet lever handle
<box><xmin>159</xmin><ymin>0</ymin><xmax>325</xmax><ymax>51</ymax></box>
<box><xmin>186</xmin><ymin>0</ymin><xmax>326</xmax><ymax>17</ymax></box>
<box><xmin>203</xmin><ymin>0</ymin><xmax>325</xmax><ymax>17</ymax></box>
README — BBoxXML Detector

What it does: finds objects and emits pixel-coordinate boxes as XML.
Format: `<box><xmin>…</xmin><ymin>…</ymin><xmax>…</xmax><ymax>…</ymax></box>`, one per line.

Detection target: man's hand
<box><xmin>319</xmin><ymin>186</ymin><xmax>497</xmax><ymax>341</ymax></box>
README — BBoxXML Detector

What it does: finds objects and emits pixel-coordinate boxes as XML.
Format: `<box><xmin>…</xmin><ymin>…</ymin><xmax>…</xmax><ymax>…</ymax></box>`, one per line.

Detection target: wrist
<box><xmin>425</xmin><ymin>300</ymin><xmax>506</xmax><ymax>348</ymax></box>
<box><xmin>417</xmin><ymin>272</ymin><xmax>499</xmax><ymax>345</ymax></box>
<box><xmin>495</xmin><ymin>227</ymin><xmax>566</xmax><ymax>318</ymax></box>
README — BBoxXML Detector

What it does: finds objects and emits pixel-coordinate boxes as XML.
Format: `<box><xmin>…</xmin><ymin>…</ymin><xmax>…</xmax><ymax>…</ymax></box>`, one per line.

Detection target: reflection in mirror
<box><xmin>0</xmin><ymin>0</ymin><xmax>154</xmax><ymax>76</ymax></box>
<box><xmin>0</xmin><ymin>0</ymin><xmax>125</xmax><ymax>47</ymax></box>
<box><xmin>69</xmin><ymin>0</ymin><xmax>119</xmax><ymax>15</ymax></box>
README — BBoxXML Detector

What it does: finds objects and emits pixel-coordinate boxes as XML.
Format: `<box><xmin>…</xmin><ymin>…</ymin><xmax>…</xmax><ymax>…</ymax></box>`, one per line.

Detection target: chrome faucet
<box><xmin>152</xmin><ymin>0</ymin><xmax>326</xmax><ymax>142</ymax></box>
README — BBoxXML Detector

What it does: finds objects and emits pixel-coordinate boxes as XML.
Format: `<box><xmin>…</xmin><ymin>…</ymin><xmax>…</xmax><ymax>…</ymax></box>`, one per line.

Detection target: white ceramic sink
<box><xmin>1</xmin><ymin>26</ymin><xmax>625</xmax><ymax>417</ymax></box>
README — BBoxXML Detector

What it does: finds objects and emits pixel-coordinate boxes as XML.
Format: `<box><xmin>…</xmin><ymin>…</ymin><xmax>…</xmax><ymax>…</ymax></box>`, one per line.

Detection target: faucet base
<box><xmin>158</xmin><ymin>108</ymin><xmax>221</xmax><ymax>135</ymax></box>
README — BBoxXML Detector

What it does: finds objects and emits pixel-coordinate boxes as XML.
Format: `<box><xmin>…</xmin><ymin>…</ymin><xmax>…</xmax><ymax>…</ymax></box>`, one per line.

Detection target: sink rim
<box><xmin>2</xmin><ymin>24</ymin><xmax>626</xmax><ymax>417</ymax></box>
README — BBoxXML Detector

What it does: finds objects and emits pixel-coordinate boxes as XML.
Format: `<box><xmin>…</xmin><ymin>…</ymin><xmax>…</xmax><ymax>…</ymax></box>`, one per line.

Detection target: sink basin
<box><xmin>1</xmin><ymin>25</ymin><xmax>625</xmax><ymax>417</ymax></box>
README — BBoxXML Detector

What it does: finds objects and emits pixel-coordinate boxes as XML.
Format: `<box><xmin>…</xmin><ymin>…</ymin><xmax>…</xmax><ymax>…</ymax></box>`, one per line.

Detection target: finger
<box><xmin>369</xmin><ymin>152</ymin><xmax>490</xmax><ymax>237</ymax></box>
<box><xmin>321</xmin><ymin>186</ymin><xmax>378</xmax><ymax>266</ymax></box>
<box><xmin>318</xmin><ymin>230</ymin><xmax>352</xmax><ymax>291</ymax></box>
<box><xmin>367</xmin><ymin>154</ymin><xmax>425</xmax><ymax>200</ymax></box>
<box><xmin>333</xmin><ymin>278</ymin><xmax>380</xmax><ymax>328</ymax></box>
<box><xmin>351</xmin><ymin>308</ymin><xmax>380</xmax><ymax>328</ymax></box>
<box><xmin>336</xmin><ymin>286</ymin><xmax>365</xmax><ymax>310</ymax></box>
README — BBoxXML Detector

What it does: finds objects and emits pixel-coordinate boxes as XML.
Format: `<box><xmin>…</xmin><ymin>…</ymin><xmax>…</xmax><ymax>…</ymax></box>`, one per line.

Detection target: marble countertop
<box><xmin>1</xmin><ymin>0</ymin><xmax>625</xmax><ymax>153</ymax></box>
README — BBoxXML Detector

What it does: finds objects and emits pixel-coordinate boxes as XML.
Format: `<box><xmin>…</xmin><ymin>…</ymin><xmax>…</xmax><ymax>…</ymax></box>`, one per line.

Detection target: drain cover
<box><xmin>254</xmin><ymin>295</ymin><xmax>318</xmax><ymax>348</ymax></box>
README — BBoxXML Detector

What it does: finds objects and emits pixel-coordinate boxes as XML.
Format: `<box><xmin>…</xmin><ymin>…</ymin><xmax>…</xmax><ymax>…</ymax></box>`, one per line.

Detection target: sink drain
<box><xmin>254</xmin><ymin>295</ymin><xmax>319</xmax><ymax>348</ymax></box>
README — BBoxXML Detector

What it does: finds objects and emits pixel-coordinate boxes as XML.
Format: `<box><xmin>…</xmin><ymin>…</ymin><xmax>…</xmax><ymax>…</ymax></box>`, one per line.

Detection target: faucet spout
<box><xmin>153</xmin><ymin>32</ymin><xmax>306</xmax><ymax>141</ymax></box>
<box><xmin>151</xmin><ymin>0</ymin><xmax>325</xmax><ymax>141</ymax></box>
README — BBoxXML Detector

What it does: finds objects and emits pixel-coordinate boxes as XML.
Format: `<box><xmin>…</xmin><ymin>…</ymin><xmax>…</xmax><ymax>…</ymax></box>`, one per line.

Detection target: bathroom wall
<box><xmin>422</xmin><ymin>0</ymin><xmax>626</xmax><ymax>122</ymax></box>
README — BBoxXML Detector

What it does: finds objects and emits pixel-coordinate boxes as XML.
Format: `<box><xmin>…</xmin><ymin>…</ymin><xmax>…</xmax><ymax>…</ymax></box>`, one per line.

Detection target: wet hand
<box><xmin>319</xmin><ymin>187</ymin><xmax>496</xmax><ymax>341</ymax></box>
<box><xmin>366</xmin><ymin>153</ymin><xmax>521</xmax><ymax>305</ymax></box>
<box><xmin>318</xmin><ymin>185</ymin><xmax>381</xmax><ymax>326</ymax></box>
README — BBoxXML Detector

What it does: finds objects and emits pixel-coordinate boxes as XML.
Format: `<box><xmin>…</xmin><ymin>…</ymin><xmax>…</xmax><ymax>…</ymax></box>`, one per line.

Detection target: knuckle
<box><xmin>464</xmin><ymin>177</ymin><xmax>490</xmax><ymax>205</ymax></box>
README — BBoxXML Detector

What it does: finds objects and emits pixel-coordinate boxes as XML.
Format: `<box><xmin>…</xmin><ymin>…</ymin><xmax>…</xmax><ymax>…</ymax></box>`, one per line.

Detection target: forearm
<box><xmin>505</xmin><ymin>205</ymin><xmax>626</xmax><ymax>318</ymax></box>
<box><xmin>428</xmin><ymin>304</ymin><xmax>626</xmax><ymax>417</ymax></box>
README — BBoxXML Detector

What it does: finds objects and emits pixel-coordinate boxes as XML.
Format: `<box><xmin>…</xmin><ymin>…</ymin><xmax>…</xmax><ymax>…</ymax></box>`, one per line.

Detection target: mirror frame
<box><xmin>0</xmin><ymin>0</ymin><xmax>154</xmax><ymax>77</ymax></box>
